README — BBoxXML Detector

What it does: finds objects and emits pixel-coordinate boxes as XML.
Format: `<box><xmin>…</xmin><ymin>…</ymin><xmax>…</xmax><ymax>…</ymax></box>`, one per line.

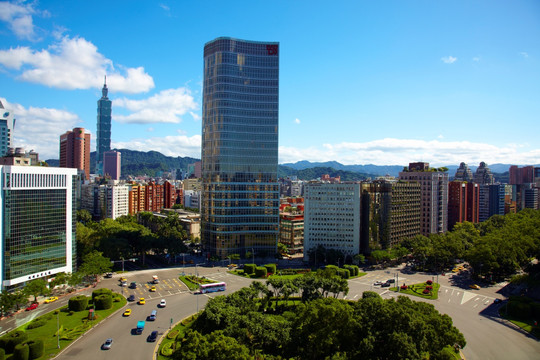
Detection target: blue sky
<box><xmin>0</xmin><ymin>0</ymin><xmax>539</xmax><ymax>166</ymax></box>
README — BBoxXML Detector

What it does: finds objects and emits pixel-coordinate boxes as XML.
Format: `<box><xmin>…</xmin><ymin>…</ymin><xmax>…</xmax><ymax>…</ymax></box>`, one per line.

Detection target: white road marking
<box><xmin>460</xmin><ymin>291</ymin><xmax>477</xmax><ymax>305</ymax></box>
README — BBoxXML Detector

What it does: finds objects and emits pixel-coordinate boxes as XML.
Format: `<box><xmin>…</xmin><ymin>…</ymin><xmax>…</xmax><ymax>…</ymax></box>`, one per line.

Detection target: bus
<box><xmin>199</xmin><ymin>282</ymin><xmax>226</xmax><ymax>294</ymax></box>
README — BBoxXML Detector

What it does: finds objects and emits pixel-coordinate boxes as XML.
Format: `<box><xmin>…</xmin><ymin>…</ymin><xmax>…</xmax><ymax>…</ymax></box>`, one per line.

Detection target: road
<box><xmin>1</xmin><ymin>264</ymin><xmax>539</xmax><ymax>360</ymax></box>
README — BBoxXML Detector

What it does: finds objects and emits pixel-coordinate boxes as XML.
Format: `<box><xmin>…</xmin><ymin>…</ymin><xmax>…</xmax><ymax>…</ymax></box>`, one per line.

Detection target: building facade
<box><xmin>103</xmin><ymin>150</ymin><xmax>121</xmax><ymax>180</ymax></box>
<box><xmin>399</xmin><ymin>163</ymin><xmax>448</xmax><ymax>236</ymax></box>
<box><xmin>509</xmin><ymin>165</ymin><xmax>535</xmax><ymax>185</ymax></box>
<box><xmin>304</xmin><ymin>183</ymin><xmax>361</xmax><ymax>261</ymax></box>
<box><xmin>60</xmin><ymin>127</ymin><xmax>91</xmax><ymax>180</ymax></box>
<box><xmin>0</xmin><ymin>166</ymin><xmax>77</xmax><ymax>289</ymax></box>
<box><xmin>360</xmin><ymin>180</ymin><xmax>421</xmax><ymax>253</ymax></box>
<box><xmin>96</xmin><ymin>78</ymin><xmax>112</xmax><ymax>176</ymax></box>
<box><xmin>448</xmin><ymin>181</ymin><xmax>479</xmax><ymax>230</ymax></box>
<box><xmin>453</xmin><ymin>162</ymin><xmax>474</xmax><ymax>182</ymax></box>
<box><xmin>473</xmin><ymin>162</ymin><xmax>494</xmax><ymax>185</ymax></box>
<box><xmin>201</xmin><ymin>37</ymin><xmax>280</xmax><ymax>258</ymax></box>
<box><xmin>0</xmin><ymin>101</ymin><xmax>15</xmax><ymax>157</ymax></box>
<box><xmin>479</xmin><ymin>184</ymin><xmax>505</xmax><ymax>222</ymax></box>
<box><xmin>80</xmin><ymin>184</ymin><xmax>129</xmax><ymax>220</ymax></box>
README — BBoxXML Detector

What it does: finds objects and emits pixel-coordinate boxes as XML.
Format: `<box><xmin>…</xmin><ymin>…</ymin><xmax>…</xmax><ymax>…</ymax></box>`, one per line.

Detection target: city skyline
<box><xmin>0</xmin><ymin>1</ymin><xmax>539</xmax><ymax>165</ymax></box>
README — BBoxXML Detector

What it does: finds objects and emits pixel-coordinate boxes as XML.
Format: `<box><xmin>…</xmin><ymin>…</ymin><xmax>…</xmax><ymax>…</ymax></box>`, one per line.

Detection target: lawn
<box><xmin>500</xmin><ymin>311</ymin><xmax>540</xmax><ymax>338</ymax></box>
<box><xmin>390</xmin><ymin>282</ymin><xmax>440</xmax><ymax>300</ymax></box>
<box><xmin>179</xmin><ymin>275</ymin><xmax>201</xmax><ymax>291</ymax></box>
<box><xmin>3</xmin><ymin>293</ymin><xmax>126</xmax><ymax>359</ymax></box>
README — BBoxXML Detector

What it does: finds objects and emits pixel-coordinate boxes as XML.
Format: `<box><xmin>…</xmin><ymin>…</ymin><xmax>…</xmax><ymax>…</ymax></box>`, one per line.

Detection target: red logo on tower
<box><xmin>266</xmin><ymin>45</ymin><xmax>278</xmax><ymax>55</ymax></box>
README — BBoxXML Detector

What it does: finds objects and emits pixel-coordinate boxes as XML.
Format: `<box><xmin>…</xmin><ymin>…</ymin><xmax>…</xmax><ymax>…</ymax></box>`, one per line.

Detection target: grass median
<box><xmin>390</xmin><ymin>282</ymin><xmax>440</xmax><ymax>300</ymax></box>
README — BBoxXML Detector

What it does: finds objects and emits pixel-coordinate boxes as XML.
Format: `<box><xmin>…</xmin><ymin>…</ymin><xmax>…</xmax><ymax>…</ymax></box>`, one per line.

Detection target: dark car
<box><xmin>386</xmin><ymin>279</ymin><xmax>395</xmax><ymax>284</ymax></box>
<box><xmin>494</xmin><ymin>298</ymin><xmax>502</xmax><ymax>304</ymax></box>
<box><xmin>101</xmin><ymin>338</ymin><xmax>113</xmax><ymax>350</ymax></box>
<box><xmin>147</xmin><ymin>330</ymin><xmax>158</xmax><ymax>342</ymax></box>
<box><xmin>127</xmin><ymin>294</ymin><xmax>136</xmax><ymax>302</ymax></box>
<box><xmin>381</xmin><ymin>282</ymin><xmax>391</xmax><ymax>288</ymax></box>
<box><xmin>130</xmin><ymin>282</ymin><xmax>137</xmax><ymax>289</ymax></box>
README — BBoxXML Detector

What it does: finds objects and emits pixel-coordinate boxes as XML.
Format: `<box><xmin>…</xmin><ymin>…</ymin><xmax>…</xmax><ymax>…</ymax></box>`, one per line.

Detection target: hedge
<box><xmin>264</xmin><ymin>264</ymin><xmax>277</xmax><ymax>274</ymax></box>
<box><xmin>0</xmin><ymin>348</ymin><xmax>4</xmax><ymax>360</ymax></box>
<box><xmin>2</xmin><ymin>331</ymin><xmax>28</xmax><ymax>354</ymax></box>
<box><xmin>12</xmin><ymin>343</ymin><xmax>28</xmax><ymax>360</ymax></box>
<box><xmin>344</xmin><ymin>265</ymin><xmax>359</xmax><ymax>276</ymax></box>
<box><xmin>338</xmin><ymin>268</ymin><xmax>350</xmax><ymax>279</ymax></box>
<box><xmin>161</xmin><ymin>341</ymin><xmax>175</xmax><ymax>356</ymax></box>
<box><xmin>68</xmin><ymin>295</ymin><xmax>89</xmax><ymax>312</ymax></box>
<box><xmin>255</xmin><ymin>267</ymin><xmax>268</xmax><ymax>278</ymax></box>
<box><xmin>92</xmin><ymin>288</ymin><xmax>112</xmax><ymax>302</ymax></box>
<box><xmin>94</xmin><ymin>294</ymin><xmax>113</xmax><ymax>310</ymax></box>
<box><xmin>244</xmin><ymin>264</ymin><xmax>256</xmax><ymax>275</ymax></box>
<box><xmin>26</xmin><ymin>319</ymin><xmax>46</xmax><ymax>330</ymax></box>
<box><xmin>27</xmin><ymin>340</ymin><xmax>43</xmax><ymax>360</ymax></box>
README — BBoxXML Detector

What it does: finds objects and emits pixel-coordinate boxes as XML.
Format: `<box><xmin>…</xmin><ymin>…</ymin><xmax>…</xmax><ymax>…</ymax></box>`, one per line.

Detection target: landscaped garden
<box><xmin>157</xmin><ymin>314</ymin><xmax>197</xmax><ymax>360</ymax></box>
<box><xmin>499</xmin><ymin>296</ymin><xmax>540</xmax><ymax>338</ymax></box>
<box><xmin>0</xmin><ymin>289</ymin><xmax>126</xmax><ymax>359</ymax></box>
<box><xmin>230</xmin><ymin>263</ymin><xmax>365</xmax><ymax>280</ymax></box>
<box><xmin>179</xmin><ymin>275</ymin><xmax>218</xmax><ymax>291</ymax></box>
<box><xmin>391</xmin><ymin>280</ymin><xmax>440</xmax><ymax>300</ymax></box>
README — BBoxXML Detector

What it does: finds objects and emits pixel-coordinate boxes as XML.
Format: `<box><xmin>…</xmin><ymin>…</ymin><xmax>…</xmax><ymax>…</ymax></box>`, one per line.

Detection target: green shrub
<box><xmin>0</xmin><ymin>347</ymin><xmax>5</xmax><ymax>360</ymax></box>
<box><xmin>167</xmin><ymin>330</ymin><xmax>179</xmax><ymax>339</ymax></box>
<box><xmin>27</xmin><ymin>340</ymin><xmax>43</xmax><ymax>360</ymax></box>
<box><xmin>362</xmin><ymin>291</ymin><xmax>381</xmax><ymax>300</ymax></box>
<box><xmin>344</xmin><ymin>265</ymin><xmax>359</xmax><ymax>276</ymax></box>
<box><xmin>161</xmin><ymin>341</ymin><xmax>175</xmax><ymax>356</ymax></box>
<box><xmin>244</xmin><ymin>264</ymin><xmax>256</xmax><ymax>275</ymax></box>
<box><xmin>4</xmin><ymin>331</ymin><xmax>28</xmax><ymax>354</ymax></box>
<box><xmin>264</xmin><ymin>263</ymin><xmax>277</xmax><ymax>274</ymax></box>
<box><xmin>26</xmin><ymin>319</ymin><xmax>46</xmax><ymax>330</ymax></box>
<box><xmin>338</xmin><ymin>268</ymin><xmax>350</xmax><ymax>279</ymax></box>
<box><xmin>0</xmin><ymin>337</ymin><xmax>8</xmax><ymax>350</ymax></box>
<box><xmin>94</xmin><ymin>294</ymin><xmax>113</xmax><ymax>310</ymax></box>
<box><xmin>68</xmin><ymin>295</ymin><xmax>89</xmax><ymax>312</ymax></box>
<box><xmin>92</xmin><ymin>288</ymin><xmax>112</xmax><ymax>302</ymax></box>
<box><xmin>12</xmin><ymin>343</ymin><xmax>28</xmax><ymax>360</ymax></box>
<box><xmin>255</xmin><ymin>267</ymin><xmax>268</xmax><ymax>278</ymax></box>
<box><xmin>507</xmin><ymin>301</ymin><xmax>531</xmax><ymax>319</ymax></box>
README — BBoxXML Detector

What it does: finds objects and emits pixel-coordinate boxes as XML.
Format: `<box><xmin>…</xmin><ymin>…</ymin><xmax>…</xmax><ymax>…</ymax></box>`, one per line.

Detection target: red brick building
<box><xmin>448</xmin><ymin>181</ymin><xmax>479</xmax><ymax>230</ymax></box>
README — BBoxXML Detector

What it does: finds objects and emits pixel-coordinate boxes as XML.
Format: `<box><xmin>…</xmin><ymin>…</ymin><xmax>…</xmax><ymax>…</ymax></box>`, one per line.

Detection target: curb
<box><xmin>153</xmin><ymin>313</ymin><xmax>200</xmax><ymax>360</ymax></box>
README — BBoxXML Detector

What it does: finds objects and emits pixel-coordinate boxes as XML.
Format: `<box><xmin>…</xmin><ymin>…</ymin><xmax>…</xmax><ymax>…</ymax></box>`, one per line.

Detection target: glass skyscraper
<box><xmin>96</xmin><ymin>77</ymin><xmax>112</xmax><ymax>175</ymax></box>
<box><xmin>201</xmin><ymin>37</ymin><xmax>280</xmax><ymax>258</ymax></box>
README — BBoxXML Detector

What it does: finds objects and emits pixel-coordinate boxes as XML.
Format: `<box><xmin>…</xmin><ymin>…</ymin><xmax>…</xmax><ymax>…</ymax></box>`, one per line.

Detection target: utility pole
<box><xmin>57</xmin><ymin>311</ymin><xmax>60</xmax><ymax>348</ymax></box>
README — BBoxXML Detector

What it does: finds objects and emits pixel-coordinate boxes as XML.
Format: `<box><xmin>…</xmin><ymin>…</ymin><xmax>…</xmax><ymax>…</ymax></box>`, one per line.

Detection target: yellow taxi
<box><xmin>469</xmin><ymin>284</ymin><xmax>481</xmax><ymax>290</ymax></box>
<box><xmin>138</xmin><ymin>297</ymin><xmax>146</xmax><ymax>305</ymax></box>
<box><xmin>44</xmin><ymin>296</ymin><xmax>58</xmax><ymax>304</ymax></box>
<box><xmin>123</xmin><ymin>308</ymin><xmax>132</xmax><ymax>317</ymax></box>
<box><xmin>119</xmin><ymin>276</ymin><xmax>127</xmax><ymax>282</ymax></box>
<box><xmin>150</xmin><ymin>286</ymin><xmax>157</xmax><ymax>292</ymax></box>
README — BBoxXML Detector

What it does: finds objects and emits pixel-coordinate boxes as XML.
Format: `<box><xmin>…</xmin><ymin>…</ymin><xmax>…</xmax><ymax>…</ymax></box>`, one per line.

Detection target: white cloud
<box><xmin>114</xmin><ymin>88</ymin><xmax>198</xmax><ymax>124</ymax></box>
<box><xmin>294</xmin><ymin>118</ymin><xmax>301</xmax><ymax>124</ymax></box>
<box><xmin>519</xmin><ymin>52</ymin><xmax>529</xmax><ymax>58</ymax></box>
<box><xmin>190</xmin><ymin>111</ymin><xmax>201</xmax><ymax>121</ymax></box>
<box><xmin>472</xmin><ymin>56</ymin><xmax>480</xmax><ymax>62</ymax></box>
<box><xmin>0</xmin><ymin>1</ymin><xmax>36</xmax><ymax>40</ymax></box>
<box><xmin>1</xmin><ymin>97</ymin><xmax>82</xmax><ymax>160</ymax></box>
<box><xmin>441</xmin><ymin>56</ymin><xmax>457</xmax><ymax>64</ymax></box>
<box><xmin>0</xmin><ymin>36</ymin><xmax>154</xmax><ymax>93</ymax></box>
<box><xmin>113</xmin><ymin>133</ymin><xmax>201</xmax><ymax>159</ymax></box>
<box><xmin>438</xmin><ymin>134</ymin><xmax>444</xmax><ymax>139</ymax></box>
<box><xmin>279</xmin><ymin>138</ymin><xmax>539</xmax><ymax>166</ymax></box>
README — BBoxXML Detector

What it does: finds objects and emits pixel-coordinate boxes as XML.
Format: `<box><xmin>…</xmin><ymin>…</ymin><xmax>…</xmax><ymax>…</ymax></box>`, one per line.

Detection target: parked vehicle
<box><xmin>105</xmin><ymin>272</ymin><xmax>113</xmax><ymax>278</ymax></box>
<box><xmin>150</xmin><ymin>286</ymin><xmax>156</xmax><ymax>292</ymax></box>
<box><xmin>469</xmin><ymin>284</ymin><xmax>481</xmax><ymax>290</ymax></box>
<box><xmin>44</xmin><ymin>296</ymin><xmax>58</xmax><ymax>304</ymax></box>
<box><xmin>152</xmin><ymin>275</ymin><xmax>159</xmax><ymax>284</ymax></box>
<box><xmin>25</xmin><ymin>303</ymin><xmax>38</xmax><ymax>311</ymax></box>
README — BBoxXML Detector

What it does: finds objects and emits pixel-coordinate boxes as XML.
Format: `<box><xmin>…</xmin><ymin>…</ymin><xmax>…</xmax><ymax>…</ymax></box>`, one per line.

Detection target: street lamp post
<box><xmin>56</xmin><ymin>311</ymin><xmax>60</xmax><ymax>348</ymax></box>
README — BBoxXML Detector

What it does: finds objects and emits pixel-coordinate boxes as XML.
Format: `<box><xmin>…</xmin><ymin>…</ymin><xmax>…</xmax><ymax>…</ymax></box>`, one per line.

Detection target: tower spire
<box><xmin>102</xmin><ymin>75</ymin><xmax>108</xmax><ymax>98</ymax></box>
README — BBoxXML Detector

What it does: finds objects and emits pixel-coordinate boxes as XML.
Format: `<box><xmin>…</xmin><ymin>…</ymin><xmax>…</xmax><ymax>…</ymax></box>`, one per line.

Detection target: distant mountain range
<box><xmin>46</xmin><ymin>150</ymin><xmax>532</xmax><ymax>180</ymax></box>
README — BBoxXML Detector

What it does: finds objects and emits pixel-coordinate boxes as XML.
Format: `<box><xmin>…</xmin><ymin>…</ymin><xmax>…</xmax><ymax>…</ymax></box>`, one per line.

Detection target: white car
<box><xmin>159</xmin><ymin>299</ymin><xmax>166</xmax><ymax>308</ymax></box>
<box><xmin>373</xmin><ymin>281</ymin><xmax>383</xmax><ymax>286</ymax></box>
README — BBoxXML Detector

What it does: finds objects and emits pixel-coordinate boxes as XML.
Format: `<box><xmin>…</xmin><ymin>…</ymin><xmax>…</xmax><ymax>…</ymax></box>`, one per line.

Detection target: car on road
<box><xmin>381</xmin><ymin>282</ymin><xmax>391</xmax><ymax>288</ymax></box>
<box><xmin>494</xmin><ymin>298</ymin><xmax>502</xmax><ymax>304</ymax></box>
<box><xmin>101</xmin><ymin>338</ymin><xmax>113</xmax><ymax>350</ymax></box>
<box><xmin>373</xmin><ymin>281</ymin><xmax>383</xmax><ymax>286</ymax></box>
<box><xmin>469</xmin><ymin>284</ymin><xmax>481</xmax><ymax>290</ymax></box>
<box><xmin>127</xmin><ymin>295</ymin><xmax>136</xmax><ymax>302</ymax></box>
<box><xmin>139</xmin><ymin>297</ymin><xmax>146</xmax><ymax>305</ymax></box>
<box><xmin>147</xmin><ymin>331</ymin><xmax>158</xmax><ymax>342</ymax></box>
<box><xmin>105</xmin><ymin>272</ymin><xmax>113</xmax><ymax>278</ymax></box>
<box><xmin>44</xmin><ymin>296</ymin><xmax>58</xmax><ymax>304</ymax></box>
<box><xmin>130</xmin><ymin>282</ymin><xmax>137</xmax><ymax>289</ymax></box>
<box><xmin>25</xmin><ymin>303</ymin><xmax>38</xmax><ymax>311</ymax></box>
<box><xmin>120</xmin><ymin>276</ymin><xmax>127</xmax><ymax>282</ymax></box>
<box><xmin>150</xmin><ymin>286</ymin><xmax>156</xmax><ymax>292</ymax></box>
<box><xmin>123</xmin><ymin>309</ymin><xmax>132</xmax><ymax>316</ymax></box>
<box><xmin>159</xmin><ymin>299</ymin><xmax>166</xmax><ymax>308</ymax></box>
<box><xmin>386</xmin><ymin>279</ymin><xmax>395</xmax><ymax>283</ymax></box>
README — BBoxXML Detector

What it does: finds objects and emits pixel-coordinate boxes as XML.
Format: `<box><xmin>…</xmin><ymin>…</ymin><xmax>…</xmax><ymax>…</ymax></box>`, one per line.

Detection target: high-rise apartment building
<box><xmin>0</xmin><ymin>166</ymin><xmax>77</xmax><ymax>289</ymax></box>
<box><xmin>509</xmin><ymin>165</ymin><xmax>534</xmax><ymax>185</ymax></box>
<box><xmin>304</xmin><ymin>183</ymin><xmax>361</xmax><ymax>261</ymax></box>
<box><xmin>201</xmin><ymin>37</ymin><xmax>280</xmax><ymax>258</ymax></box>
<box><xmin>473</xmin><ymin>162</ymin><xmax>494</xmax><ymax>185</ymax></box>
<box><xmin>448</xmin><ymin>181</ymin><xmax>479</xmax><ymax>230</ymax></box>
<box><xmin>360</xmin><ymin>180</ymin><xmax>421</xmax><ymax>252</ymax></box>
<box><xmin>103</xmin><ymin>150</ymin><xmax>121</xmax><ymax>180</ymax></box>
<box><xmin>399</xmin><ymin>162</ymin><xmax>448</xmax><ymax>235</ymax></box>
<box><xmin>0</xmin><ymin>101</ymin><xmax>16</xmax><ymax>157</ymax></box>
<box><xmin>81</xmin><ymin>184</ymin><xmax>129</xmax><ymax>220</ymax></box>
<box><xmin>60</xmin><ymin>127</ymin><xmax>91</xmax><ymax>180</ymax></box>
<box><xmin>453</xmin><ymin>162</ymin><xmax>473</xmax><ymax>182</ymax></box>
<box><xmin>479</xmin><ymin>184</ymin><xmax>505</xmax><ymax>222</ymax></box>
<box><xmin>96</xmin><ymin>78</ymin><xmax>112</xmax><ymax>176</ymax></box>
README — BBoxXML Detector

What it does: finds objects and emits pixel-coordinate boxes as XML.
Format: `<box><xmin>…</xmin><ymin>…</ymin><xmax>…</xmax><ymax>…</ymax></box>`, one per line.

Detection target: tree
<box><xmin>353</xmin><ymin>253</ymin><xmax>366</xmax><ymax>265</ymax></box>
<box><xmin>24</xmin><ymin>279</ymin><xmax>49</xmax><ymax>302</ymax></box>
<box><xmin>79</xmin><ymin>250</ymin><xmax>112</xmax><ymax>282</ymax></box>
<box><xmin>76</xmin><ymin>209</ymin><xmax>93</xmax><ymax>224</ymax></box>
<box><xmin>277</xmin><ymin>242</ymin><xmax>288</xmax><ymax>255</ymax></box>
<box><xmin>0</xmin><ymin>290</ymin><xmax>16</xmax><ymax>315</ymax></box>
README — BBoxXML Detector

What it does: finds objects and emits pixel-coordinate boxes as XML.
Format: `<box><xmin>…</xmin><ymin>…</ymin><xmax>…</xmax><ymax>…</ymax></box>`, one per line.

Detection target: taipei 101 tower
<box><xmin>96</xmin><ymin>76</ymin><xmax>112</xmax><ymax>175</ymax></box>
